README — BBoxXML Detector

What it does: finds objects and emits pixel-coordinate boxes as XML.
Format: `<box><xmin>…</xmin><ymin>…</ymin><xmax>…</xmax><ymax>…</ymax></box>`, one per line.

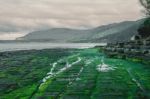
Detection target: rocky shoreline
<box><xmin>103</xmin><ymin>35</ymin><xmax>150</xmax><ymax>64</ymax></box>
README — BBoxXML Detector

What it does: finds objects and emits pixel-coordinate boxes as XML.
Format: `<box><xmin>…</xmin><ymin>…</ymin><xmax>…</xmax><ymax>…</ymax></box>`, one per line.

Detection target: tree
<box><xmin>138</xmin><ymin>0</ymin><xmax>150</xmax><ymax>38</ymax></box>
<box><xmin>139</xmin><ymin>0</ymin><xmax>150</xmax><ymax>16</ymax></box>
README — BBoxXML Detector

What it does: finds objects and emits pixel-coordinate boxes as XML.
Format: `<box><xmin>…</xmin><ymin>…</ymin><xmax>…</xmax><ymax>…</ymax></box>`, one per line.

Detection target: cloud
<box><xmin>0</xmin><ymin>0</ymin><xmax>144</xmax><ymax>39</ymax></box>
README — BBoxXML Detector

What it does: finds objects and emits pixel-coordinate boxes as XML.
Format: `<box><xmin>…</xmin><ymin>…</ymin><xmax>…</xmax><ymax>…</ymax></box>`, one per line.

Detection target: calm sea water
<box><xmin>0</xmin><ymin>42</ymin><xmax>106</xmax><ymax>52</ymax></box>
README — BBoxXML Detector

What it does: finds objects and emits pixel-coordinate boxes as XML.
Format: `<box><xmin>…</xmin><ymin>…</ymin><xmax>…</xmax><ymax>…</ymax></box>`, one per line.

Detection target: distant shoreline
<box><xmin>0</xmin><ymin>42</ymin><xmax>106</xmax><ymax>52</ymax></box>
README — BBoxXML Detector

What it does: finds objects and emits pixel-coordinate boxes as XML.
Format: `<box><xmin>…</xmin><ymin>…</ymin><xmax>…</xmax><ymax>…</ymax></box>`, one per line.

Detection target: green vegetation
<box><xmin>0</xmin><ymin>48</ymin><xmax>150</xmax><ymax>99</ymax></box>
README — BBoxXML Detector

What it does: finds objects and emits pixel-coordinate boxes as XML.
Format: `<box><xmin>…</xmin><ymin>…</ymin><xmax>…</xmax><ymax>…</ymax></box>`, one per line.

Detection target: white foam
<box><xmin>97</xmin><ymin>63</ymin><xmax>115</xmax><ymax>72</ymax></box>
<box><xmin>47</xmin><ymin>62</ymin><xmax>57</xmax><ymax>75</ymax></box>
<box><xmin>97</xmin><ymin>57</ymin><xmax>116</xmax><ymax>72</ymax></box>
<box><xmin>40</xmin><ymin>57</ymin><xmax>82</xmax><ymax>87</ymax></box>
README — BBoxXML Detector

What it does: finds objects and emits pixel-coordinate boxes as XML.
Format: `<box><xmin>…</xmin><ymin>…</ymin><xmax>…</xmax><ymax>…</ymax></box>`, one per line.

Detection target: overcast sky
<box><xmin>0</xmin><ymin>0</ymin><xmax>144</xmax><ymax>40</ymax></box>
